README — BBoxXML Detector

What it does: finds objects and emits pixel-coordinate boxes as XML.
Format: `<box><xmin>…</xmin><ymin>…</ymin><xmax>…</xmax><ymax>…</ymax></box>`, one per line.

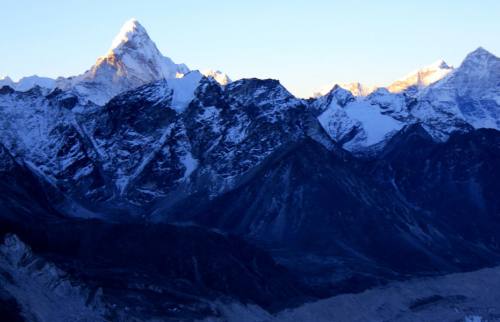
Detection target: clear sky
<box><xmin>1</xmin><ymin>0</ymin><xmax>499</xmax><ymax>97</ymax></box>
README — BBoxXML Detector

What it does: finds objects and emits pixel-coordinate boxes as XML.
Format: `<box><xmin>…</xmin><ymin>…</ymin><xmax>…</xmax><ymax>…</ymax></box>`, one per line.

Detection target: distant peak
<box><xmin>325</xmin><ymin>84</ymin><xmax>354</xmax><ymax>99</ymax></box>
<box><xmin>242</xmin><ymin>78</ymin><xmax>282</xmax><ymax>89</ymax></box>
<box><xmin>429</xmin><ymin>59</ymin><xmax>451</xmax><ymax>70</ymax></box>
<box><xmin>228</xmin><ymin>78</ymin><xmax>289</xmax><ymax>95</ymax></box>
<box><xmin>472</xmin><ymin>46</ymin><xmax>489</xmax><ymax>54</ymax></box>
<box><xmin>0</xmin><ymin>76</ymin><xmax>13</xmax><ymax>82</ymax></box>
<box><xmin>66</xmin><ymin>18</ymin><xmax>190</xmax><ymax>105</ymax></box>
<box><xmin>339</xmin><ymin>82</ymin><xmax>378</xmax><ymax>96</ymax></box>
<box><xmin>465</xmin><ymin>46</ymin><xmax>496</xmax><ymax>60</ymax></box>
<box><xmin>120</xmin><ymin>18</ymin><xmax>144</xmax><ymax>33</ymax></box>
<box><xmin>201</xmin><ymin>69</ymin><xmax>231</xmax><ymax>85</ymax></box>
<box><xmin>125</xmin><ymin>17</ymin><xmax>140</xmax><ymax>27</ymax></box>
<box><xmin>110</xmin><ymin>18</ymin><xmax>149</xmax><ymax>50</ymax></box>
<box><xmin>413</xmin><ymin>59</ymin><xmax>452</xmax><ymax>74</ymax></box>
<box><xmin>387</xmin><ymin>58</ymin><xmax>454</xmax><ymax>93</ymax></box>
<box><xmin>330</xmin><ymin>84</ymin><xmax>341</xmax><ymax>91</ymax></box>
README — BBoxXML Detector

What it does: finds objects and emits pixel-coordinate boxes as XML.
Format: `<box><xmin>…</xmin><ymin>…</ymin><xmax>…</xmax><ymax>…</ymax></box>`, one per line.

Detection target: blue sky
<box><xmin>1</xmin><ymin>0</ymin><xmax>499</xmax><ymax>97</ymax></box>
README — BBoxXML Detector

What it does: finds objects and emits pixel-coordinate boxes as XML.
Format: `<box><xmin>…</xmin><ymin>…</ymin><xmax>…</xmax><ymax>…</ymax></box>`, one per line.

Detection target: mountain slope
<box><xmin>313</xmin><ymin>86</ymin><xmax>408</xmax><ymax>153</ymax></box>
<box><xmin>0</xmin><ymin>87</ymin><xmax>111</xmax><ymax>215</ymax></box>
<box><xmin>0</xmin><ymin>143</ymin><xmax>64</xmax><ymax>228</ymax></box>
<box><xmin>0</xmin><ymin>74</ymin><xmax>336</xmax><ymax>214</ymax></box>
<box><xmin>166</xmin><ymin>136</ymin><xmax>500</xmax><ymax>286</ymax></box>
<box><xmin>369</xmin><ymin>125</ymin><xmax>500</xmax><ymax>241</ymax></box>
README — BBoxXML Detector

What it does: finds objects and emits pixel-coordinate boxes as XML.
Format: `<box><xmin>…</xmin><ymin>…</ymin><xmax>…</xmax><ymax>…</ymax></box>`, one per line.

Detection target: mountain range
<box><xmin>1</xmin><ymin>19</ymin><xmax>500</xmax><ymax>321</ymax></box>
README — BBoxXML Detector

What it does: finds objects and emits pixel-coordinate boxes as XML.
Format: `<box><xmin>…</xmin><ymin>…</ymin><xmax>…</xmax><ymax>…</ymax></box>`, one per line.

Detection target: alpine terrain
<box><xmin>1</xmin><ymin>19</ymin><xmax>500</xmax><ymax>321</ymax></box>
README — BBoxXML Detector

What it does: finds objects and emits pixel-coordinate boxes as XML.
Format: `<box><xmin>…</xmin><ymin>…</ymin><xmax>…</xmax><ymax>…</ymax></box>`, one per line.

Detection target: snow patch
<box><xmin>180</xmin><ymin>150</ymin><xmax>198</xmax><ymax>181</ymax></box>
<box><xmin>168</xmin><ymin>71</ymin><xmax>202</xmax><ymax>112</ymax></box>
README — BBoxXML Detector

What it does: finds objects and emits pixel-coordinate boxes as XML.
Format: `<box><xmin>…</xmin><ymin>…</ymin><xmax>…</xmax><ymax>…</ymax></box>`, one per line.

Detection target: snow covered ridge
<box><xmin>312</xmin><ymin>59</ymin><xmax>449</xmax><ymax>98</ymax></box>
<box><xmin>0</xmin><ymin>75</ymin><xmax>56</xmax><ymax>92</ymax></box>
<box><xmin>312</xmin><ymin>82</ymin><xmax>378</xmax><ymax>98</ymax></box>
<box><xmin>0</xmin><ymin>18</ymin><xmax>498</xmax><ymax>155</ymax></box>
<box><xmin>1</xmin><ymin>19</ymin><xmax>231</xmax><ymax>106</ymax></box>
<box><xmin>0</xmin><ymin>73</ymin><xmax>331</xmax><ymax>209</ymax></box>
<box><xmin>0</xmin><ymin>18</ymin><xmax>495</xmax><ymax>113</ymax></box>
<box><xmin>313</xmin><ymin>47</ymin><xmax>499</xmax><ymax>153</ymax></box>
<box><xmin>311</xmin><ymin>59</ymin><xmax>454</xmax><ymax>98</ymax></box>
<box><xmin>387</xmin><ymin>59</ymin><xmax>454</xmax><ymax>93</ymax></box>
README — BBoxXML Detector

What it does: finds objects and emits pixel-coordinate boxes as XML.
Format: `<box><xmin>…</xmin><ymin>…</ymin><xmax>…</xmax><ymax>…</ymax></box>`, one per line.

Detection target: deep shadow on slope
<box><xmin>0</xmin><ymin>146</ymin><xmax>311</xmax><ymax>318</ymax></box>
<box><xmin>367</xmin><ymin>125</ymin><xmax>500</xmax><ymax>242</ymax></box>
<box><xmin>167</xmin><ymin>136</ymin><xmax>500</xmax><ymax>289</ymax></box>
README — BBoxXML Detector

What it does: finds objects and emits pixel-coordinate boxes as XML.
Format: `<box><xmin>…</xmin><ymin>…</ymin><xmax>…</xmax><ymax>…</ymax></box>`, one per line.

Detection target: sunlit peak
<box><xmin>110</xmin><ymin>18</ymin><xmax>147</xmax><ymax>50</ymax></box>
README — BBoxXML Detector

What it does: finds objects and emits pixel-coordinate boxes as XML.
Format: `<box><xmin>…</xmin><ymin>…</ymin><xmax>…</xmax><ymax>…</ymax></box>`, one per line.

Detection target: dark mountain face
<box><xmin>0</xmin><ymin>144</ymin><xmax>64</xmax><ymax>228</ymax></box>
<box><xmin>0</xmin><ymin>137</ymin><xmax>310</xmax><ymax>318</ymax></box>
<box><xmin>167</xmin><ymin>136</ymin><xmax>500</xmax><ymax>283</ymax></box>
<box><xmin>172</xmin><ymin>139</ymin><xmax>416</xmax><ymax>252</ymax></box>
<box><xmin>88</xmin><ymin>80</ymin><xmax>187</xmax><ymax>208</ymax></box>
<box><xmin>368</xmin><ymin>125</ymin><xmax>500</xmax><ymax>245</ymax></box>
<box><xmin>0</xmin><ymin>145</ymin><xmax>308</xmax><ymax>318</ymax></box>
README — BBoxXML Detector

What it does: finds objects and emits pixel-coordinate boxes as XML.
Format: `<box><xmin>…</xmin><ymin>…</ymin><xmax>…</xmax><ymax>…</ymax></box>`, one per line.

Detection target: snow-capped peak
<box><xmin>387</xmin><ymin>59</ymin><xmax>454</xmax><ymax>93</ymax></box>
<box><xmin>201</xmin><ymin>69</ymin><xmax>231</xmax><ymax>85</ymax></box>
<box><xmin>0</xmin><ymin>76</ymin><xmax>14</xmax><ymax>88</ymax></box>
<box><xmin>312</xmin><ymin>60</ymin><xmax>453</xmax><ymax>99</ymax></box>
<box><xmin>464</xmin><ymin>47</ymin><xmax>496</xmax><ymax>60</ymax></box>
<box><xmin>415</xmin><ymin>46</ymin><xmax>500</xmax><ymax>131</ymax></box>
<box><xmin>0</xmin><ymin>75</ymin><xmax>55</xmax><ymax>92</ymax></box>
<box><xmin>459</xmin><ymin>47</ymin><xmax>498</xmax><ymax>72</ymax></box>
<box><xmin>15</xmin><ymin>75</ymin><xmax>56</xmax><ymax>91</ymax></box>
<box><xmin>312</xmin><ymin>82</ymin><xmax>377</xmax><ymax>98</ymax></box>
<box><xmin>339</xmin><ymin>82</ymin><xmax>378</xmax><ymax>97</ymax></box>
<box><xmin>57</xmin><ymin>18</ymin><xmax>190</xmax><ymax>105</ymax></box>
<box><xmin>428</xmin><ymin>59</ymin><xmax>451</xmax><ymax>70</ymax></box>
<box><xmin>110</xmin><ymin>18</ymin><xmax>147</xmax><ymax>50</ymax></box>
<box><xmin>95</xmin><ymin>18</ymin><xmax>188</xmax><ymax>81</ymax></box>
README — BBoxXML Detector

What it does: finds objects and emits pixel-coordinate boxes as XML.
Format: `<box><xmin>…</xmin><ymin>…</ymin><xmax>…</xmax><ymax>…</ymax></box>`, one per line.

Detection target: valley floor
<box><xmin>205</xmin><ymin>266</ymin><xmax>500</xmax><ymax>322</ymax></box>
